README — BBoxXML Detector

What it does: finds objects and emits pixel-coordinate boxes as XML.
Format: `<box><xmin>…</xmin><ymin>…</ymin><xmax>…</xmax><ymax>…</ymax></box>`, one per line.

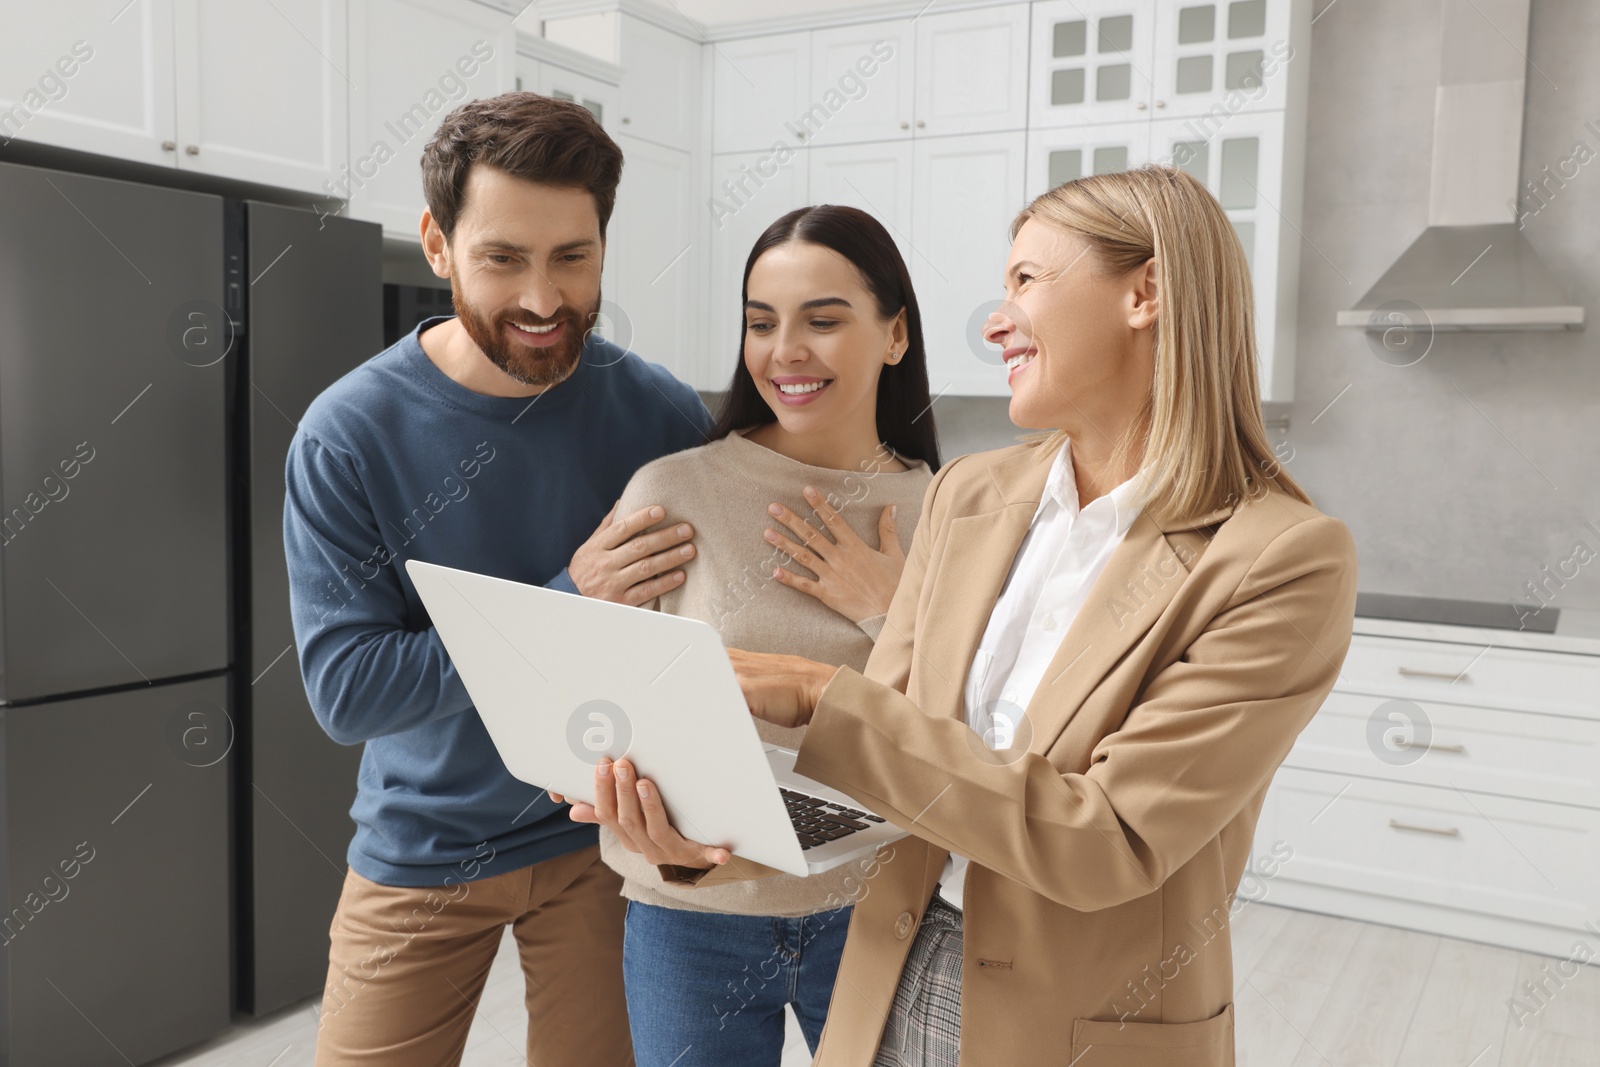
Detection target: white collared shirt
<box><xmin>937</xmin><ymin>438</ymin><xmax>1147</xmax><ymax>910</ymax></box>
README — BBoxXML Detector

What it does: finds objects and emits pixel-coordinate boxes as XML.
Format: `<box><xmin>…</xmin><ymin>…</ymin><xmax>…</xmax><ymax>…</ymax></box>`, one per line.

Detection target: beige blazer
<box><xmin>674</xmin><ymin>436</ymin><xmax>1358</xmax><ymax>1066</ymax></box>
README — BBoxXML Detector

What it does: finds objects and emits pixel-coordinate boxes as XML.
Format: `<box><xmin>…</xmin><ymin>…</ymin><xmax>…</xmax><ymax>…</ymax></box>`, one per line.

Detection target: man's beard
<box><xmin>451</xmin><ymin>280</ymin><xmax>599</xmax><ymax>388</ymax></box>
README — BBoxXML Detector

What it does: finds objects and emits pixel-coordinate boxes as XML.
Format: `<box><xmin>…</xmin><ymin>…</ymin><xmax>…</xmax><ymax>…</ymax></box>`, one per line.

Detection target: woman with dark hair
<box><xmin>573</xmin><ymin>205</ymin><xmax>941</xmax><ymax>1066</ymax></box>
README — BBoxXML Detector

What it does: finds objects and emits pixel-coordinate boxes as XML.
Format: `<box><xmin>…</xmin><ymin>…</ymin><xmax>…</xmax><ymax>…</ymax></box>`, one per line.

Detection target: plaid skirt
<box><xmin>872</xmin><ymin>895</ymin><xmax>964</xmax><ymax>1067</ymax></box>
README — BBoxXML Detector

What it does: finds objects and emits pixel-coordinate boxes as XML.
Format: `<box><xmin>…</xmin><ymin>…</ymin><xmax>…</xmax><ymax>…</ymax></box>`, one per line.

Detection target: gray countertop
<box><xmin>1353</xmin><ymin>606</ymin><xmax>1600</xmax><ymax>657</ymax></box>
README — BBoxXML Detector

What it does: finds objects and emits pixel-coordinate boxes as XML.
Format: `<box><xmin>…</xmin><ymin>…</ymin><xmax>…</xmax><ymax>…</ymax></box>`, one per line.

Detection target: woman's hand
<box><xmin>764</xmin><ymin>487</ymin><xmax>903</xmax><ymax>624</ymax></box>
<box><xmin>727</xmin><ymin>648</ymin><xmax>839</xmax><ymax>730</ymax></box>
<box><xmin>548</xmin><ymin>758</ymin><xmax>731</xmax><ymax>871</ymax></box>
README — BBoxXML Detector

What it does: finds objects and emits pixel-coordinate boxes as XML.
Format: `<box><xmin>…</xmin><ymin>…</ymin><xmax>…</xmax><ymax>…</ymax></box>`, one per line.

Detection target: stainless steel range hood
<box><xmin>1338</xmin><ymin>0</ymin><xmax>1584</xmax><ymax>333</ymax></box>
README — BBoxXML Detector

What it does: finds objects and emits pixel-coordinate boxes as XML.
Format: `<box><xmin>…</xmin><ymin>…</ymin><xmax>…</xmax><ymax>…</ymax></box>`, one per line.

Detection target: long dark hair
<box><xmin>706</xmin><ymin>205</ymin><xmax>942</xmax><ymax>473</ymax></box>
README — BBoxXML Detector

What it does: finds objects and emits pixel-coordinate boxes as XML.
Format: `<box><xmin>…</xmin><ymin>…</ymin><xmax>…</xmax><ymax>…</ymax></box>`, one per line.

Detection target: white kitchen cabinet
<box><xmin>0</xmin><ymin>3</ymin><xmax>176</xmax><ymax>168</ymax></box>
<box><xmin>0</xmin><ymin>0</ymin><xmax>347</xmax><ymax>194</ymax></box>
<box><xmin>617</xmin><ymin>14</ymin><xmax>700</xmax><ymax>152</ymax></box>
<box><xmin>1028</xmin><ymin>0</ymin><xmax>1157</xmax><ymax>128</ymax></box>
<box><xmin>1024</xmin><ymin>120</ymin><xmax>1153</xmax><ymax>199</ymax></box>
<box><xmin>806</xmin><ymin>19</ymin><xmax>916</xmax><ymax>148</ymax></box>
<box><xmin>910</xmin><ymin>131</ymin><xmax>1028</xmax><ymax>398</ymax></box>
<box><xmin>1253</xmin><ymin>626</ymin><xmax>1600</xmax><ymax>959</ymax></box>
<box><xmin>669</xmin><ymin>0</ymin><xmax>1306</xmax><ymax>399</ymax></box>
<box><xmin>346</xmin><ymin>0</ymin><xmax>517</xmax><ymax>240</ymax></box>
<box><xmin>174</xmin><ymin>0</ymin><xmax>348</xmax><ymax>196</ymax></box>
<box><xmin>711</xmin><ymin>31</ymin><xmax>812</xmax><ymax>154</ymax></box>
<box><xmin>1147</xmin><ymin>110</ymin><xmax>1296</xmax><ymax>401</ymax></box>
<box><xmin>705</xmin><ymin>150</ymin><xmax>811</xmax><ymax>385</ymax></box>
<box><xmin>1291</xmin><ymin>692</ymin><xmax>1600</xmax><ymax>809</ymax></box>
<box><xmin>1258</xmin><ymin>767</ymin><xmax>1598</xmax><ymax>955</ymax></box>
<box><xmin>540</xmin><ymin>66</ymin><xmax>620</xmax><ymax>136</ymax></box>
<box><xmin>913</xmin><ymin>5</ymin><xmax>1030</xmax><ymax>137</ymax></box>
<box><xmin>514</xmin><ymin>55</ymin><xmax>543</xmax><ymax>97</ymax></box>
<box><xmin>1151</xmin><ymin>0</ymin><xmax>1296</xmax><ymax>119</ymax></box>
<box><xmin>807</xmin><ymin>141</ymin><xmax>915</xmax><ymax>266</ymax></box>
<box><xmin>513</xmin><ymin>35</ymin><xmax>624</xmax><ymax>138</ymax></box>
<box><xmin>1030</xmin><ymin>0</ymin><xmax>1297</xmax><ymax>126</ymax></box>
<box><xmin>605</xmin><ymin>135</ymin><xmax>698</xmax><ymax>382</ymax></box>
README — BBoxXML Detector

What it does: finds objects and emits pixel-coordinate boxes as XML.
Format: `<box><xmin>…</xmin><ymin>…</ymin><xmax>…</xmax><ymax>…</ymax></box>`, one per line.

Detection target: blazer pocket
<box><xmin>1069</xmin><ymin>1002</ymin><xmax>1234</xmax><ymax>1067</ymax></box>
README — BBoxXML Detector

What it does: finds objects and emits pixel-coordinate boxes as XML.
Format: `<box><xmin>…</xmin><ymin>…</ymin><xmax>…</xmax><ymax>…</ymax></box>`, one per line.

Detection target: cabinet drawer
<box><xmin>1262</xmin><ymin>768</ymin><xmax>1597</xmax><ymax>929</ymax></box>
<box><xmin>1339</xmin><ymin>634</ymin><xmax>1600</xmax><ymax>717</ymax></box>
<box><xmin>1290</xmin><ymin>691</ymin><xmax>1600</xmax><ymax>808</ymax></box>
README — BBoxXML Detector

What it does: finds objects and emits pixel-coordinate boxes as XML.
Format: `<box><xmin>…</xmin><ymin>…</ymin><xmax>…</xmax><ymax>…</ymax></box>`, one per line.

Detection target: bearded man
<box><xmin>284</xmin><ymin>93</ymin><xmax>708</xmax><ymax>1067</ymax></box>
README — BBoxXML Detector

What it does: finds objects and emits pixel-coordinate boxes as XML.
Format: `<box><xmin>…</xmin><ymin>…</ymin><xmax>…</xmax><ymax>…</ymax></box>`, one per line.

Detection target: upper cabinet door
<box><xmin>1029</xmin><ymin>0</ymin><xmax>1157</xmax><ymax>127</ymax></box>
<box><xmin>705</xmin><ymin>149</ymin><xmax>810</xmax><ymax>383</ymax></box>
<box><xmin>1147</xmin><ymin>109</ymin><xmax>1283</xmax><ymax>284</ymax></box>
<box><xmin>807</xmin><ymin>140</ymin><xmax>916</xmax><ymax>263</ymax></box>
<box><xmin>606</xmin><ymin>135</ymin><xmax>697</xmax><ymax>383</ymax></box>
<box><xmin>618</xmin><ymin>15</ymin><xmax>700</xmax><ymax>152</ymax></box>
<box><xmin>173</xmin><ymin>0</ymin><xmax>349</xmax><ymax>196</ymax></box>
<box><xmin>1024</xmin><ymin>120</ymin><xmax>1154</xmax><ymax>201</ymax></box>
<box><xmin>346</xmin><ymin>0</ymin><xmax>517</xmax><ymax>241</ymax></box>
<box><xmin>711</xmin><ymin>31</ymin><xmax>811</xmax><ymax>154</ymax></box>
<box><xmin>1151</xmin><ymin>0</ymin><xmax>1296</xmax><ymax>119</ymax></box>
<box><xmin>913</xmin><ymin>5</ymin><xmax>1029</xmax><ymax>137</ymax></box>
<box><xmin>539</xmin><ymin>64</ymin><xmax>622</xmax><ymax>139</ymax></box>
<box><xmin>0</xmin><ymin>1</ymin><xmax>177</xmax><ymax>168</ymax></box>
<box><xmin>806</xmin><ymin>19</ymin><xmax>915</xmax><ymax>148</ymax></box>
<box><xmin>910</xmin><ymin>131</ymin><xmax>1027</xmax><ymax>398</ymax></box>
<box><xmin>1147</xmin><ymin>111</ymin><xmax>1293</xmax><ymax>400</ymax></box>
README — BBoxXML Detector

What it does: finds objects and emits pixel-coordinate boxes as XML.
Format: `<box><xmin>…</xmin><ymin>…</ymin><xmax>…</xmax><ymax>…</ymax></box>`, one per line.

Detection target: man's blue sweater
<box><xmin>284</xmin><ymin>315</ymin><xmax>711</xmax><ymax>887</ymax></box>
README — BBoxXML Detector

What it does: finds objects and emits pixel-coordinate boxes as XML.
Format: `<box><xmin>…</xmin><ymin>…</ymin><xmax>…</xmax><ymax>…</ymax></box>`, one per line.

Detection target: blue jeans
<box><xmin>622</xmin><ymin>899</ymin><xmax>853</xmax><ymax>1067</ymax></box>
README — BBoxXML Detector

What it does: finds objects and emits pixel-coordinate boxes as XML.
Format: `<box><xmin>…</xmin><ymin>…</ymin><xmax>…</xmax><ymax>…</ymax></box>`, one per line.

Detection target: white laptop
<box><xmin>405</xmin><ymin>559</ymin><xmax>906</xmax><ymax>878</ymax></box>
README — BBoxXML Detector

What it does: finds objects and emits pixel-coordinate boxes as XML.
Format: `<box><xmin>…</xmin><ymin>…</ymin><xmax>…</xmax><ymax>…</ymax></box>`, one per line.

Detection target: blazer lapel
<box><xmin>1024</xmin><ymin>501</ymin><xmax>1236</xmax><ymax>758</ymax></box>
<box><xmin>916</xmin><ymin>437</ymin><xmax>1237</xmax><ymax>759</ymax></box>
<box><xmin>913</xmin><ymin>444</ymin><xmax>1056</xmax><ymax>721</ymax></box>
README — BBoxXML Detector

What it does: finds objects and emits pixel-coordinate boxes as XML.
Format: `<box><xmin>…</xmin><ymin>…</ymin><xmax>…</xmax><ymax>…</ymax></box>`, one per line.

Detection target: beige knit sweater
<box><xmin>598</xmin><ymin>426</ymin><xmax>933</xmax><ymax>917</ymax></box>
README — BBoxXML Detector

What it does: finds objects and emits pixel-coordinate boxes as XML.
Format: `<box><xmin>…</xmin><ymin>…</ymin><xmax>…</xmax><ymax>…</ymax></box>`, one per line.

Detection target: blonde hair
<box><xmin>1009</xmin><ymin>164</ymin><xmax>1309</xmax><ymax>524</ymax></box>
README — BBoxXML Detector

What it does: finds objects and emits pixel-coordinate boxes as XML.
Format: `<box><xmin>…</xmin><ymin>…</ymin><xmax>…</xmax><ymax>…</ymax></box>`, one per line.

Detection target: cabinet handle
<box><xmin>1155</xmin><ymin>99</ymin><xmax>1166</xmax><ymax>108</ymax></box>
<box><xmin>162</xmin><ymin>141</ymin><xmax>176</xmax><ymax>151</ymax></box>
<box><xmin>795</xmin><ymin>129</ymin><xmax>806</xmax><ymax>141</ymax></box>
<box><xmin>916</xmin><ymin>119</ymin><xmax>925</xmax><ymax>128</ymax></box>
<box><xmin>1392</xmin><ymin>739</ymin><xmax>1465</xmax><ymax>754</ymax></box>
<box><xmin>1388</xmin><ymin>818</ymin><xmax>1460</xmax><ymax>837</ymax></box>
<box><xmin>900</xmin><ymin>121</ymin><xmax>909</xmax><ymax>130</ymax></box>
<box><xmin>1397</xmin><ymin>666</ymin><xmax>1466</xmax><ymax>682</ymax></box>
<box><xmin>185</xmin><ymin>144</ymin><xmax>199</xmax><ymax>155</ymax></box>
<box><xmin>621</xmin><ymin>116</ymin><xmax>631</xmax><ymax>124</ymax></box>
<box><xmin>1136</xmin><ymin>101</ymin><xmax>1148</xmax><ymax>110</ymax></box>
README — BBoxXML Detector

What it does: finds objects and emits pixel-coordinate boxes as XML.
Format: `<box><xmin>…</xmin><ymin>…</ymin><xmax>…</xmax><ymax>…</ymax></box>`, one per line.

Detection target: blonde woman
<box><xmin>571</xmin><ymin>166</ymin><xmax>1358</xmax><ymax>1066</ymax></box>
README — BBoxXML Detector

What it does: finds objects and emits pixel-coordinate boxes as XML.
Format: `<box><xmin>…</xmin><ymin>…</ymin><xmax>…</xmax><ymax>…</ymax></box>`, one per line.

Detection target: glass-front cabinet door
<box><xmin>1028</xmin><ymin>0</ymin><xmax>1157</xmax><ymax>127</ymax></box>
<box><xmin>1024</xmin><ymin>121</ymin><xmax>1153</xmax><ymax>200</ymax></box>
<box><xmin>1148</xmin><ymin>111</ymin><xmax>1294</xmax><ymax>400</ymax></box>
<box><xmin>1150</xmin><ymin>0</ymin><xmax>1296</xmax><ymax>119</ymax></box>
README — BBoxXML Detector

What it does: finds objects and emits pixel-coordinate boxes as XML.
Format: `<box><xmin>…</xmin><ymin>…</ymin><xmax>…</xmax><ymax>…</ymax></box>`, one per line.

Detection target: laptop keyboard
<box><xmin>780</xmin><ymin>787</ymin><xmax>886</xmax><ymax>851</ymax></box>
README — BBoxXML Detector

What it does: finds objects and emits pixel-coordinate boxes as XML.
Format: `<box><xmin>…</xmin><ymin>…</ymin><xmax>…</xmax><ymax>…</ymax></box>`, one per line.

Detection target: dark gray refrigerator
<box><xmin>0</xmin><ymin>161</ymin><xmax>378</xmax><ymax>1065</ymax></box>
<box><xmin>236</xmin><ymin>197</ymin><xmax>378</xmax><ymax>1017</ymax></box>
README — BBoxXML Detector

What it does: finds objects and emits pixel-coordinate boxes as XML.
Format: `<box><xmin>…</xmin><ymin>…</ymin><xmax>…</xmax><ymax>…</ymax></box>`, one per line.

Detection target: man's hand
<box><xmin>568</xmin><ymin>502</ymin><xmax>696</xmax><ymax>605</ymax></box>
<box><xmin>550</xmin><ymin>758</ymin><xmax>731</xmax><ymax>871</ymax></box>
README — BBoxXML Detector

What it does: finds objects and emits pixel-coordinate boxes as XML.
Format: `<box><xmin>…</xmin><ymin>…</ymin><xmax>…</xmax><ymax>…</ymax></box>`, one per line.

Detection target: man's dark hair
<box><xmin>421</xmin><ymin>92</ymin><xmax>624</xmax><ymax>241</ymax></box>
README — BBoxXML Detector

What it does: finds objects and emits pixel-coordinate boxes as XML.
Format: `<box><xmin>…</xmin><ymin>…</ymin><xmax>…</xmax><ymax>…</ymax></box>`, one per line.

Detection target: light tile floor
<box><xmin>154</xmin><ymin>902</ymin><xmax>1600</xmax><ymax>1066</ymax></box>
